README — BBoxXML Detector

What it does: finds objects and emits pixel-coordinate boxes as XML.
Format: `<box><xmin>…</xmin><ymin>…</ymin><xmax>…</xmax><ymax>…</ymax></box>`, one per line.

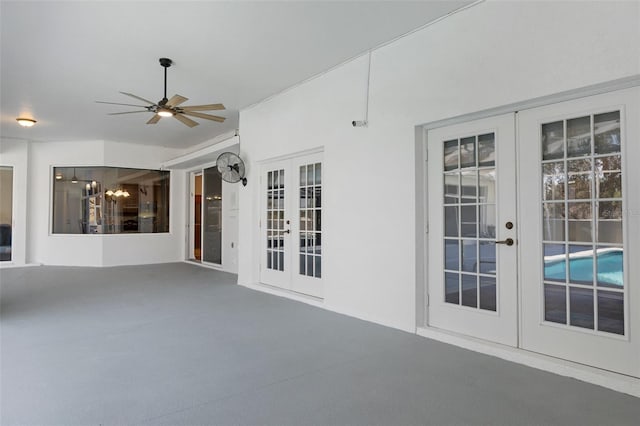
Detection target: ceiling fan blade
<box><xmin>174</xmin><ymin>114</ymin><xmax>199</xmax><ymax>128</ymax></box>
<box><xmin>120</xmin><ymin>91</ymin><xmax>156</xmax><ymax>105</ymax></box>
<box><xmin>96</xmin><ymin>101</ymin><xmax>149</xmax><ymax>108</ymax></box>
<box><xmin>147</xmin><ymin>114</ymin><xmax>162</xmax><ymax>124</ymax></box>
<box><xmin>108</xmin><ymin>110</ymin><xmax>150</xmax><ymax>115</ymax></box>
<box><xmin>180</xmin><ymin>103</ymin><xmax>225</xmax><ymax>111</ymax></box>
<box><xmin>166</xmin><ymin>94</ymin><xmax>188</xmax><ymax>107</ymax></box>
<box><xmin>182</xmin><ymin>111</ymin><xmax>226</xmax><ymax>123</ymax></box>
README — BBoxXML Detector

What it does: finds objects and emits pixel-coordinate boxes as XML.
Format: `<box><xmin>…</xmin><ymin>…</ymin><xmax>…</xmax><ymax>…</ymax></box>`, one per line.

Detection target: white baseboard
<box><xmin>240</xmin><ymin>281</ymin><xmax>325</xmax><ymax>309</ymax></box>
<box><xmin>417</xmin><ymin>326</ymin><xmax>640</xmax><ymax>398</ymax></box>
<box><xmin>0</xmin><ymin>262</ymin><xmax>42</xmax><ymax>269</ymax></box>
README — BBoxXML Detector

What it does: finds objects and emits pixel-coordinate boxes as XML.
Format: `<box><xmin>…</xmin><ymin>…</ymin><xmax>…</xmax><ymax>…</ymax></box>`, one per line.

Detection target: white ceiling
<box><xmin>1</xmin><ymin>1</ymin><xmax>472</xmax><ymax>149</ymax></box>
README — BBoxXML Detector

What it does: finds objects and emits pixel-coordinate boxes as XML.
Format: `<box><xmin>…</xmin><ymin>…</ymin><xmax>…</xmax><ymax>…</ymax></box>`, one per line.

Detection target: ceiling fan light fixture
<box><xmin>157</xmin><ymin>108</ymin><xmax>174</xmax><ymax>118</ymax></box>
<box><xmin>16</xmin><ymin>117</ymin><xmax>36</xmax><ymax>127</ymax></box>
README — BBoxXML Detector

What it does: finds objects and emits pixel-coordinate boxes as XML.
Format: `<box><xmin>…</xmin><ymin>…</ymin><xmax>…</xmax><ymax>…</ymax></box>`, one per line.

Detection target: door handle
<box><xmin>495</xmin><ymin>238</ymin><xmax>514</xmax><ymax>246</ymax></box>
<box><xmin>284</xmin><ymin>229</ymin><xmax>290</xmax><ymax>234</ymax></box>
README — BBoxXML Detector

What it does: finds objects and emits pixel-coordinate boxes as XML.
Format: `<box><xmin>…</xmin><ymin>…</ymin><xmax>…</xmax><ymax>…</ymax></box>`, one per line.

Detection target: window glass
<box><xmin>52</xmin><ymin>167</ymin><xmax>170</xmax><ymax>234</ymax></box>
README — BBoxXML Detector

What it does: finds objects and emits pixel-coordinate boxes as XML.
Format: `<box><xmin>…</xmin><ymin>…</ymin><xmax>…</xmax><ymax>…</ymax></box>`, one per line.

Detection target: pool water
<box><xmin>544</xmin><ymin>250</ymin><xmax>623</xmax><ymax>287</ymax></box>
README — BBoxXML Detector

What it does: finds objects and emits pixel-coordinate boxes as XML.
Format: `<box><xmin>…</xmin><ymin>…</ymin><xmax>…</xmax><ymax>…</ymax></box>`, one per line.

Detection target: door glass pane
<box><xmin>444</xmin><ymin>239</ymin><xmax>459</xmax><ymax>271</ymax></box>
<box><xmin>461</xmin><ymin>274</ymin><xmax>477</xmax><ymax>308</ymax></box>
<box><xmin>443</xmin><ymin>140</ymin><xmax>458</xmax><ymax>171</ymax></box>
<box><xmin>596</xmin><ymin>247</ymin><xmax>623</xmax><ymax>288</ymax></box>
<box><xmin>479</xmin><ymin>276</ymin><xmax>496</xmax><ymax>311</ymax></box>
<box><xmin>0</xmin><ymin>166</ymin><xmax>12</xmax><ymax>262</ymax></box>
<box><xmin>478</xmin><ymin>241</ymin><xmax>496</xmax><ymax>274</ymax></box>
<box><xmin>460</xmin><ymin>137</ymin><xmax>476</xmax><ymax>168</ymax></box>
<box><xmin>567</xmin><ymin>159</ymin><xmax>592</xmax><ymax>199</ymax></box>
<box><xmin>445</xmin><ymin>272</ymin><xmax>460</xmax><ymax>304</ymax></box>
<box><xmin>566</xmin><ymin>116</ymin><xmax>591</xmax><ymax>158</ymax></box>
<box><xmin>478</xmin><ymin>204</ymin><xmax>496</xmax><ymax>239</ymax></box>
<box><xmin>460</xmin><ymin>171</ymin><xmax>476</xmax><ymax>204</ymax></box>
<box><xmin>542</xmin><ymin>203</ymin><xmax>565</xmax><ymax>241</ymax></box>
<box><xmin>299</xmin><ymin>162</ymin><xmax>321</xmax><ymax>278</ymax></box>
<box><xmin>444</xmin><ymin>173</ymin><xmax>459</xmax><ymax>204</ymax></box>
<box><xmin>569</xmin><ymin>287</ymin><xmax>594</xmax><ymax>329</ymax></box>
<box><xmin>544</xmin><ymin>284</ymin><xmax>567</xmax><ymax>324</ymax></box>
<box><xmin>597</xmin><ymin>290</ymin><xmax>624</xmax><ymax>335</ymax></box>
<box><xmin>543</xmin><ymin>243</ymin><xmax>566</xmax><ymax>282</ymax></box>
<box><xmin>542</xmin><ymin>121</ymin><xmax>564</xmax><ymax>160</ymax></box>
<box><xmin>595</xmin><ymin>155</ymin><xmax>621</xmax><ymax>198</ymax></box>
<box><xmin>539</xmin><ymin>111</ymin><xmax>624</xmax><ymax>335</ymax></box>
<box><xmin>478</xmin><ymin>170</ymin><xmax>495</xmax><ymax>203</ymax></box>
<box><xmin>568</xmin><ymin>244</ymin><xmax>593</xmax><ymax>285</ymax></box>
<box><xmin>543</xmin><ymin>162</ymin><xmax>565</xmax><ymax>201</ymax></box>
<box><xmin>266</xmin><ymin>168</ymin><xmax>285</xmax><ymax>271</ymax></box>
<box><xmin>477</xmin><ymin>133</ymin><xmax>495</xmax><ymax>167</ymax></box>
<box><xmin>567</xmin><ymin>202</ymin><xmax>592</xmax><ymax>242</ymax></box>
<box><xmin>460</xmin><ymin>206</ymin><xmax>476</xmax><ymax>238</ymax></box>
<box><xmin>594</xmin><ymin>111</ymin><xmax>620</xmax><ymax>154</ymax></box>
<box><xmin>442</xmin><ymin>133</ymin><xmax>496</xmax><ymax>312</ymax></box>
<box><xmin>444</xmin><ymin>206</ymin><xmax>459</xmax><ymax>237</ymax></box>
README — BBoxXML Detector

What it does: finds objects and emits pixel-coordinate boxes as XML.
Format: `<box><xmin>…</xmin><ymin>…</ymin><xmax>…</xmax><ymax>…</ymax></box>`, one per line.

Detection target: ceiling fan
<box><xmin>96</xmin><ymin>58</ymin><xmax>226</xmax><ymax>128</ymax></box>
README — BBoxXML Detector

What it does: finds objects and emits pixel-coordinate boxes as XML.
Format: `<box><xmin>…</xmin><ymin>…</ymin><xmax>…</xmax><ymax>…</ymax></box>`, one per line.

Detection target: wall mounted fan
<box><xmin>96</xmin><ymin>58</ymin><xmax>226</xmax><ymax>128</ymax></box>
<box><xmin>216</xmin><ymin>152</ymin><xmax>247</xmax><ymax>186</ymax></box>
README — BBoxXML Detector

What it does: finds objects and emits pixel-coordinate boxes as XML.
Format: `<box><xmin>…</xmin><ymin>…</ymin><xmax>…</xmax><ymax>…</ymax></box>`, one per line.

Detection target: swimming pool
<box><xmin>544</xmin><ymin>248</ymin><xmax>623</xmax><ymax>287</ymax></box>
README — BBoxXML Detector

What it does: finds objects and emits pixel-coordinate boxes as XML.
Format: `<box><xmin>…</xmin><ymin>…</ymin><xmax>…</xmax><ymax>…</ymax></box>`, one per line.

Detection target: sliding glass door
<box><xmin>0</xmin><ymin>166</ymin><xmax>13</xmax><ymax>262</ymax></box>
<box><xmin>202</xmin><ymin>165</ymin><xmax>222</xmax><ymax>264</ymax></box>
<box><xmin>190</xmin><ymin>166</ymin><xmax>223</xmax><ymax>265</ymax></box>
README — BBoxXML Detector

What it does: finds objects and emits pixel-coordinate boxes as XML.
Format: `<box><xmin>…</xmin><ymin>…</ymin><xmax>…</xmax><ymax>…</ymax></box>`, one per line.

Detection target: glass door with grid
<box><xmin>260</xmin><ymin>152</ymin><xmax>323</xmax><ymax>298</ymax></box>
<box><xmin>427</xmin><ymin>113</ymin><xmax>518</xmax><ymax>346</ymax></box>
<box><xmin>518</xmin><ymin>87</ymin><xmax>640</xmax><ymax>377</ymax></box>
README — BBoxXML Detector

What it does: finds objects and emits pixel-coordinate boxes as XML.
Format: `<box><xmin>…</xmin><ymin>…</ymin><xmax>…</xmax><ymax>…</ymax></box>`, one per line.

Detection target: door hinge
<box><xmin>425</xmin><ymin>222</ymin><xmax>429</xmax><ymax>234</ymax></box>
<box><xmin>426</xmin><ymin>293</ymin><xmax>430</xmax><ymax>306</ymax></box>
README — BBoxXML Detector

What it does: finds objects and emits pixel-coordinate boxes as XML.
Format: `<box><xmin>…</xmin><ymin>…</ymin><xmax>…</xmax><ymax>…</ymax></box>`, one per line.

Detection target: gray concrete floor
<box><xmin>1</xmin><ymin>263</ymin><xmax>639</xmax><ymax>426</ymax></box>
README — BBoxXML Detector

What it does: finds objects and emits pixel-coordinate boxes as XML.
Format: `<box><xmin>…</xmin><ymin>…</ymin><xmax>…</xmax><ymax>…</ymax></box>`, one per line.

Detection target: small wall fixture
<box><xmin>16</xmin><ymin>118</ymin><xmax>36</xmax><ymax>127</ymax></box>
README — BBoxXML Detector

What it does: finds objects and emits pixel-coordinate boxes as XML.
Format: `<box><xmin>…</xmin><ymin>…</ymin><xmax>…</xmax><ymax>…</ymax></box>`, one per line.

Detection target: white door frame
<box><xmin>188</xmin><ymin>170</ymin><xmax>203</xmax><ymax>262</ymax></box>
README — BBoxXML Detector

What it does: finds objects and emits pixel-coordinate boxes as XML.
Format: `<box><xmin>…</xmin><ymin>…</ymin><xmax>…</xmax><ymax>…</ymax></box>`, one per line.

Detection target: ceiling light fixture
<box><xmin>55</xmin><ymin>172</ymin><xmax>63</xmax><ymax>180</ymax></box>
<box><xmin>71</xmin><ymin>168</ymin><xmax>78</xmax><ymax>184</ymax></box>
<box><xmin>157</xmin><ymin>107</ymin><xmax>174</xmax><ymax>118</ymax></box>
<box><xmin>16</xmin><ymin>118</ymin><xmax>36</xmax><ymax>127</ymax></box>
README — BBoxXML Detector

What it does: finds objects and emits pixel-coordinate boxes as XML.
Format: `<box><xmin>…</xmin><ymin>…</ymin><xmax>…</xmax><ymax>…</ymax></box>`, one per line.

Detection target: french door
<box><xmin>518</xmin><ymin>88</ymin><xmax>640</xmax><ymax>377</ymax></box>
<box><xmin>260</xmin><ymin>152</ymin><xmax>323</xmax><ymax>298</ymax></box>
<box><xmin>427</xmin><ymin>113</ymin><xmax>518</xmax><ymax>346</ymax></box>
<box><xmin>427</xmin><ymin>87</ymin><xmax>639</xmax><ymax>377</ymax></box>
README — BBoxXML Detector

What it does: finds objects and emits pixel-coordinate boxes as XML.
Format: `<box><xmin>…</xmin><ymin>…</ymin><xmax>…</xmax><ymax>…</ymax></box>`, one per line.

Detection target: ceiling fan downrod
<box><xmin>159</xmin><ymin>57</ymin><xmax>172</xmax><ymax>105</ymax></box>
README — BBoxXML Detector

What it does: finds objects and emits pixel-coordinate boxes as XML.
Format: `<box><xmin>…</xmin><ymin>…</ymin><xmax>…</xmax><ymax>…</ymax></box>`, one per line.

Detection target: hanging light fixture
<box><xmin>16</xmin><ymin>118</ymin><xmax>36</xmax><ymax>127</ymax></box>
<box><xmin>157</xmin><ymin>107</ymin><xmax>174</xmax><ymax>118</ymax></box>
<box><xmin>71</xmin><ymin>168</ymin><xmax>78</xmax><ymax>184</ymax></box>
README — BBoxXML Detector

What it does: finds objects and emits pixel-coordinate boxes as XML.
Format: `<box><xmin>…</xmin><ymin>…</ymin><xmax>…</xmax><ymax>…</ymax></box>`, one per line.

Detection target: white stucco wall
<box><xmin>238</xmin><ymin>1</ymin><xmax>640</xmax><ymax>331</ymax></box>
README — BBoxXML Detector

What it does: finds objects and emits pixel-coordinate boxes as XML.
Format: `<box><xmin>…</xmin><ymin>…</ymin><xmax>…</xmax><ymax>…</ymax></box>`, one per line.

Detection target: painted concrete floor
<box><xmin>1</xmin><ymin>263</ymin><xmax>639</xmax><ymax>426</ymax></box>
